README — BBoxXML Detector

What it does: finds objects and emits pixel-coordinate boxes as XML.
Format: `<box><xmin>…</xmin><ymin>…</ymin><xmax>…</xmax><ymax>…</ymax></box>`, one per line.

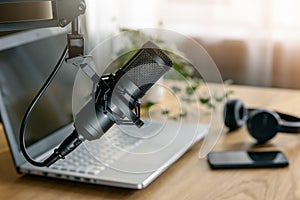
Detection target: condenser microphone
<box><xmin>44</xmin><ymin>41</ymin><xmax>173</xmax><ymax>166</ymax></box>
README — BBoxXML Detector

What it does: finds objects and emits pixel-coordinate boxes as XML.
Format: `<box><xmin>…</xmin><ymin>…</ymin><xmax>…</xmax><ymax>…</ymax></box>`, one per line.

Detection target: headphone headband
<box><xmin>249</xmin><ymin>109</ymin><xmax>300</xmax><ymax>122</ymax></box>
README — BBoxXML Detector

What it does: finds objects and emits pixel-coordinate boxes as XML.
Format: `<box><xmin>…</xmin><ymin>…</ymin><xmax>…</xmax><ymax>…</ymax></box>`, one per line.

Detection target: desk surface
<box><xmin>1</xmin><ymin>83</ymin><xmax>300</xmax><ymax>200</ymax></box>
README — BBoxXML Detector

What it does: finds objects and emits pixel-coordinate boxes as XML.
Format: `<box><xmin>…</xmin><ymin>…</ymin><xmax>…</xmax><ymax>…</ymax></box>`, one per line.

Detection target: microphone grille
<box><xmin>120</xmin><ymin>41</ymin><xmax>172</xmax><ymax>93</ymax></box>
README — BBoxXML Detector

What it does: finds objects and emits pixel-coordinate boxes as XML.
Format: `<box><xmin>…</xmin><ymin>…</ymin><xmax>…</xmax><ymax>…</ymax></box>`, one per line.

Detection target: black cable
<box><xmin>19</xmin><ymin>46</ymin><xmax>68</xmax><ymax>167</ymax></box>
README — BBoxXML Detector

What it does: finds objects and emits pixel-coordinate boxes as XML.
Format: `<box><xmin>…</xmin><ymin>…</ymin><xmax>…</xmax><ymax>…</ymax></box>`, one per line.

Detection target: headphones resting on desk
<box><xmin>224</xmin><ymin>99</ymin><xmax>300</xmax><ymax>144</ymax></box>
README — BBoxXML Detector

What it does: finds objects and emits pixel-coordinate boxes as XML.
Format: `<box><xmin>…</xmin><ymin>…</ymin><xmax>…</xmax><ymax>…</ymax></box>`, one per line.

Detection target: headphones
<box><xmin>224</xmin><ymin>99</ymin><xmax>300</xmax><ymax>144</ymax></box>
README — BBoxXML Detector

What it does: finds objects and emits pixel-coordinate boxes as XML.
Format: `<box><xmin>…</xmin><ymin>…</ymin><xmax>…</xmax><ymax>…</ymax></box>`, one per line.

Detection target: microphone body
<box><xmin>74</xmin><ymin>41</ymin><xmax>173</xmax><ymax>141</ymax></box>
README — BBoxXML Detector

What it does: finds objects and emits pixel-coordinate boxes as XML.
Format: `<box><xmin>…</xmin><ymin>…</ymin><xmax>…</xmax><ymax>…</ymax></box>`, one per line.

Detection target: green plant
<box><xmin>115</xmin><ymin>27</ymin><xmax>233</xmax><ymax>120</ymax></box>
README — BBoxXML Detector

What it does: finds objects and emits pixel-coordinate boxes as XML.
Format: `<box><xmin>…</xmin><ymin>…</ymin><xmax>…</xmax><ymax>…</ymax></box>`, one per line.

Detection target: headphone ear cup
<box><xmin>224</xmin><ymin>99</ymin><xmax>248</xmax><ymax>131</ymax></box>
<box><xmin>247</xmin><ymin>110</ymin><xmax>279</xmax><ymax>144</ymax></box>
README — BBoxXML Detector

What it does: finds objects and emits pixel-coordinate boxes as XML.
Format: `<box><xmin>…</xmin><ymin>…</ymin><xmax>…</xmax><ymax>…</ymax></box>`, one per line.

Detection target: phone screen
<box><xmin>207</xmin><ymin>150</ymin><xmax>289</xmax><ymax>169</ymax></box>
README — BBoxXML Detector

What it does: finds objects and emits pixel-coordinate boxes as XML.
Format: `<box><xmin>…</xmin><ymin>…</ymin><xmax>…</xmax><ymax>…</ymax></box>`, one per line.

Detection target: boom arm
<box><xmin>0</xmin><ymin>0</ymin><xmax>87</xmax><ymax>59</ymax></box>
<box><xmin>1</xmin><ymin>0</ymin><xmax>91</xmax><ymax>167</ymax></box>
<box><xmin>0</xmin><ymin>0</ymin><xmax>86</xmax><ymax>31</ymax></box>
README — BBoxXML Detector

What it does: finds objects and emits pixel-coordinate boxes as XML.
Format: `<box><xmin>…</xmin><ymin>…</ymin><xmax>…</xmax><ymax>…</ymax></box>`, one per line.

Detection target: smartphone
<box><xmin>207</xmin><ymin>150</ymin><xmax>289</xmax><ymax>169</ymax></box>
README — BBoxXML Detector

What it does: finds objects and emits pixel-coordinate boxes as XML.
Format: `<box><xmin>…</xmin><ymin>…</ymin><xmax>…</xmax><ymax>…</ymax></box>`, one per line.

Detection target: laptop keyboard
<box><xmin>49</xmin><ymin>126</ymin><xmax>143</xmax><ymax>175</ymax></box>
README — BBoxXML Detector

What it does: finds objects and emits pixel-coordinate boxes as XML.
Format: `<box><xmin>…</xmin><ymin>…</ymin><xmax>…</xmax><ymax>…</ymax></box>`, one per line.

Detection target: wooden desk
<box><xmin>1</xmin><ymin>84</ymin><xmax>300</xmax><ymax>200</ymax></box>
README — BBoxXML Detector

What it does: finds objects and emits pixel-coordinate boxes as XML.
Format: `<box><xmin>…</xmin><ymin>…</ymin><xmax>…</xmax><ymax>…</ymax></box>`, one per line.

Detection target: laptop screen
<box><xmin>0</xmin><ymin>28</ymin><xmax>77</xmax><ymax>147</ymax></box>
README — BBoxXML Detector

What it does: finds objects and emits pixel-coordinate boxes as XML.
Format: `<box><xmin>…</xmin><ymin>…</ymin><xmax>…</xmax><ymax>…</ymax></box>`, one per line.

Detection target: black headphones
<box><xmin>224</xmin><ymin>99</ymin><xmax>300</xmax><ymax>144</ymax></box>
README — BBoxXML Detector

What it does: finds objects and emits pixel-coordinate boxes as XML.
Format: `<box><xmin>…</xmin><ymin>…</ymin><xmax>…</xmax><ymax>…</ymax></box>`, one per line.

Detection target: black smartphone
<box><xmin>207</xmin><ymin>150</ymin><xmax>289</xmax><ymax>169</ymax></box>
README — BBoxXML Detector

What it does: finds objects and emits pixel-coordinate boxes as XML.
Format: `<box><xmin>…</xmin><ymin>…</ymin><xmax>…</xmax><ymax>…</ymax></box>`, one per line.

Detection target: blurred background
<box><xmin>84</xmin><ymin>0</ymin><xmax>300</xmax><ymax>89</ymax></box>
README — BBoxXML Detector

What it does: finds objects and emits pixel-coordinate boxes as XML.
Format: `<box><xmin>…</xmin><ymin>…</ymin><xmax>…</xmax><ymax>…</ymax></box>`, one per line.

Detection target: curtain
<box><xmin>85</xmin><ymin>0</ymin><xmax>158</xmax><ymax>49</ymax></box>
<box><xmin>85</xmin><ymin>0</ymin><xmax>300</xmax><ymax>88</ymax></box>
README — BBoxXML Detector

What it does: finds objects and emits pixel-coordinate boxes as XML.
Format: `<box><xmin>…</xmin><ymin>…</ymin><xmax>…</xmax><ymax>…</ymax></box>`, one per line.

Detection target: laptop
<box><xmin>0</xmin><ymin>27</ymin><xmax>209</xmax><ymax>189</ymax></box>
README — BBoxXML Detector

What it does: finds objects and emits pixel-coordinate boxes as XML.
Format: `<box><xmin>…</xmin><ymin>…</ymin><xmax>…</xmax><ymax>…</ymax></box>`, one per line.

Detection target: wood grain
<box><xmin>1</xmin><ymin>83</ymin><xmax>300</xmax><ymax>200</ymax></box>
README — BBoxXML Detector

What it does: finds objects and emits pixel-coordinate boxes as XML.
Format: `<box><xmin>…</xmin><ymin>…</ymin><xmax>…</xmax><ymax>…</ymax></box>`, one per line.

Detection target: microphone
<box><xmin>44</xmin><ymin>41</ymin><xmax>173</xmax><ymax>166</ymax></box>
